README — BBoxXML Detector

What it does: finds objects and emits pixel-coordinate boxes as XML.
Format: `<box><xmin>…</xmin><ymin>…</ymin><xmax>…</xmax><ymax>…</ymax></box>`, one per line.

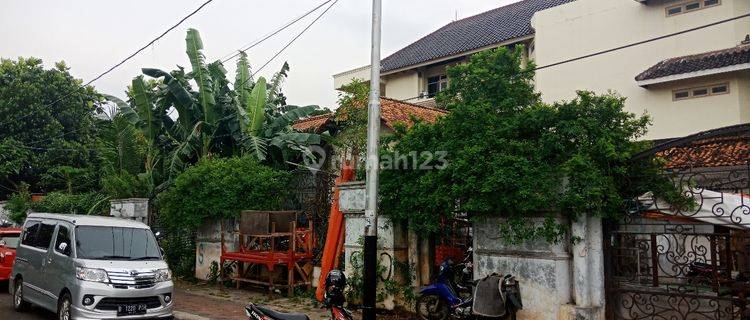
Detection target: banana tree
<box><xmin>234</xmin><ymin>53</ymin><xmax>326</xmax><ymax>165</ymax></box>
<box><xmin>123</xmin><ymin>28</ymin><xmax>328</xmax><ymax>183</ymax></box>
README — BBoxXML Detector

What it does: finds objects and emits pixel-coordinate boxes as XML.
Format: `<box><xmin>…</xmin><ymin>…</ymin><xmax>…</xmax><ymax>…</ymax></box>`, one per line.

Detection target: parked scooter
<box><xmin>687</xmin><ymin>261</ymin><xmax>731</xmax><ymax>285</ymax></box>
<box><xmin>245</xmin><ymin>270</ymin><xmax>353</xmax><ymax>320</ymax></box>
<box><xmin>416</xmin><ymin>257</ymin><xmax>522</xmax><ymax>320</ymax></box>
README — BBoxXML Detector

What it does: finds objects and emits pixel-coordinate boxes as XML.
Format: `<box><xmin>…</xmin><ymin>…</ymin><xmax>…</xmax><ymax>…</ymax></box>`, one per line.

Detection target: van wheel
<box><xmin>13</xmin><ymin>279</ymin><xmax>30</xmax><ymax>312</ymax></box>
<box><xmin>57</xmin><ymin>292</ymin><xmax>72</xmax><ymax>320</ymax></box>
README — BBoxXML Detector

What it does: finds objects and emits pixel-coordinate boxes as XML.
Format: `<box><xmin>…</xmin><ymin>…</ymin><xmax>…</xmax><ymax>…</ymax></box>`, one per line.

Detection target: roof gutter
<box><xmin>637</xmin><ymin>62</ymin><xmax>750</xmax><ymax>87</ymax></box>
<box><xmin>380</xmin><ymin>34</ymin><xmax>534</xmax><ymax>76</ymax></box>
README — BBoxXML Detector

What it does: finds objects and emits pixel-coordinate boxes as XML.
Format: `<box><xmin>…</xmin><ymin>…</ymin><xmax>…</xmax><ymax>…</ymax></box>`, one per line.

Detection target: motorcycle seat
<box><xmin>256</xmin><ymin>305</ymin><xmax>310</xmax><ymax>320</ymax></box>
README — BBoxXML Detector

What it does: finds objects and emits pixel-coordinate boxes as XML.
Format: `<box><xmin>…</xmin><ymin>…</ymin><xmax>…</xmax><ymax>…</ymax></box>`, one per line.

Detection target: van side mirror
<box><xmin>160</xmin><ymin>247</ymin><xmax>165</xmax><ymax>257</ymax></box>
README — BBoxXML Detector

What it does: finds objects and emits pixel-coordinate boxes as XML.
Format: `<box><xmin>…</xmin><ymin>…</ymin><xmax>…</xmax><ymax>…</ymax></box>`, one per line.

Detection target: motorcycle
<box><xmin>687</xmin><ymin>261</ymin><xmax>731</xmax><ymax>286</ymax></box>
<box><xmin>416</xmin><ymin>258</ymin><xmax>522</xmax><ymax>320</ymax></box>
<box><xmin>245</xmin><ymin>270</ymin><xmax>353</xmax><ymax>320</ymax></box>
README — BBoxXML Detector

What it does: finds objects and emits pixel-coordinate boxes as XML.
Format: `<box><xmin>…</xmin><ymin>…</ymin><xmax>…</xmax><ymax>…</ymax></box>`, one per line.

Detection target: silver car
<box><xmin>10</xmin><ymin>213</ymin><xmax>174</xmax><ymax>319</ymax></box>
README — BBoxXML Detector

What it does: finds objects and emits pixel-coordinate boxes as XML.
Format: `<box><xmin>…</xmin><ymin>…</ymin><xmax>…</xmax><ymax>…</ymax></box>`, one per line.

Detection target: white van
<box><xmin>10</xmin><ymin>213</ymin><xmax>174</xmax><ymax>319</ymax></box>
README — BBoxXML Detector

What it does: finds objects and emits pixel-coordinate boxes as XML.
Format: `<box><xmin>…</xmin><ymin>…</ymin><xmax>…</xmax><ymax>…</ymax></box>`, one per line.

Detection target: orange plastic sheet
<box><xmin>316</xmin><ymin>164</ymin><xmax>354</xmax><ymax>301</ymax></box>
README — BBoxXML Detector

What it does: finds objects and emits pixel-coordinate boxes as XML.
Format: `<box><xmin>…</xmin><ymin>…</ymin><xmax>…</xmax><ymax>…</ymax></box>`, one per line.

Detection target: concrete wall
<box><xmin>339</xmin><ymin>181</ymin><xmax>410</xmax><ymax>310</ymax></box>
<box><xmin>195</xmin><ymin>219</ymin><xmax>239</xmax><ymax>280</ymax></box>
<box><xmin>333</xmin><ymin>65</ymin><xmax>371</xmax><ymax>90</ymax></box>
<box><xmin>533</xmin><ymin>0</ymin><xmax>750</xmax><ymax>140</ymax></box>
<box><xmin>474</xmin><ymin>215</ymin><xmax>573</xmax><ymax>320</ymax></box>
<box><xmin>474</xmin><ymin>214</ymin><xmax>606</xmax><ymax>320</ymax></box>
<box><xmin>109</xmin><ymin>198</ymin><xmax>149</xmax><ymax>224</ymax></box>
<box><xmin>383</xmin><ymin>71</ymin><xmax>420</xmax><ymax>101</ymax></box>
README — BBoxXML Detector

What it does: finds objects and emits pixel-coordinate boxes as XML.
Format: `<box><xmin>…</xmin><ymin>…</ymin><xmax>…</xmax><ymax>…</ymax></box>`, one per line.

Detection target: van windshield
<box><xmin>75</xmin><ymin>226</ymin><xmax>161</xmax><ymax>261</ymax></box>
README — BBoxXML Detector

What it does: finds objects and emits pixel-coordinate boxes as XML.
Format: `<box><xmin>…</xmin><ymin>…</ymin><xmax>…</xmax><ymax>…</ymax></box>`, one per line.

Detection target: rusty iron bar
<box><xmin>650</xmin><ymin>234</ymin><xmax>659</xmax><ymax>287</ymax></box>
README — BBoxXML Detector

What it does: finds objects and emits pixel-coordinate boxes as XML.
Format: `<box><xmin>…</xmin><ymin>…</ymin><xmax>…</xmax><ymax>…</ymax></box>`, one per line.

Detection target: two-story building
<box><xmin>332</xmin><ymin>0</ymin><xmax>750</xmax><ymax>319</ymax></box>
<box><xmin>334</xmin><ymin>0</ymin><xmax>750</xmax><ymax>140</ymax></box>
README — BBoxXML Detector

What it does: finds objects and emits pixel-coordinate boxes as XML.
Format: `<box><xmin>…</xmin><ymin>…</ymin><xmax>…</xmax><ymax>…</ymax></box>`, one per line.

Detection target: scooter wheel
<box><xmin>416</xmin><ymin>294</ymin><xmax>448</xmax><ymax>320</ymax></box>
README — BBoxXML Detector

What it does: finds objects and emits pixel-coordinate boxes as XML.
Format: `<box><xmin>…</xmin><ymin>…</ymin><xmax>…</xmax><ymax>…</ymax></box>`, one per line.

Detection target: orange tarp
<box><xmin>316</xmin><ymin>164</ymin><xmax>355</xmax><ymax>301</ymax></box>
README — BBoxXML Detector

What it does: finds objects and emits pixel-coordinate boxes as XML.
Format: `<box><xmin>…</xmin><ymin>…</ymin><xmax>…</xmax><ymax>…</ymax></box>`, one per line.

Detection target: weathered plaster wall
<box><xmin>475</xmin><ymin>214</ymin><xmax>607</xmax><ymax>320</ymax></box>
<box><xmin>195</xmin><ymin>219</ymin><xmax>239</xmax><ymax>280</ymax></box>
<box><xmin>474</xmin><ymin>215</ymin><xmax>572</xmax><ymax>320</ymax></box>
<box><xmin>109</xmin><ymin>198</ymin><xmax>149</xmax><ymax>224</ymax></box>
<box><xmin>339</xmin><ymin>181</ymin><xmax>410</xmax><ymax>310</ymax></box>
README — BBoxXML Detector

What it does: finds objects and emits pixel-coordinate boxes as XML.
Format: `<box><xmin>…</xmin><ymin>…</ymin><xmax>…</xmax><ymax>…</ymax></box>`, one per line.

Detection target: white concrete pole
<box><xmin>362</xmin><ymin>0</ymin><xmax>382</xmax><ymax>319</ymax></box>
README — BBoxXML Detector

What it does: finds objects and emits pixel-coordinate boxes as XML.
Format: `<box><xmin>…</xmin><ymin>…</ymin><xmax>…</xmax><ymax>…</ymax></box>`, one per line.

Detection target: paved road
<box><xmin>0</xmin><ymin>283</ymin><xmax>55</xmax><ymax>319</ymax></box>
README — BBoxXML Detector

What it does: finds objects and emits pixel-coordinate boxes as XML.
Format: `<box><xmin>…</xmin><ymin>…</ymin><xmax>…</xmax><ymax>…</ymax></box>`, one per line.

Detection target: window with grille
<box><xmin>673</xmin><ymin>83</ymin><xmax>729</xmax><ymax>101</ymax></box>
<box><xmin>666</xmin><ymin>0</ymin><xmax>721</xmax><ymax>17</ymax></box>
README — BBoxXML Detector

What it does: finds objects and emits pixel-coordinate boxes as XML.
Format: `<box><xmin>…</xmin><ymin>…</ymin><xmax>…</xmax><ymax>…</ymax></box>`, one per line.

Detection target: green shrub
<box><xmin>33</xmin><ymin>192</ymin><xmax>109</xmax><ymax>216</ymax></box>
<box><xmin>7</xmin><ymin>190</ymin><xmax>109</xmax><ymax>223</ymax></box>
<box><xmin>6</xmin><ymin>185</ymin><xmax>32</xmax><ymax>223</ymax></box>
<box><xmin>157</xmin><ymin>155</ymin><xmax>291</xmax><ymax>231</ymax></box>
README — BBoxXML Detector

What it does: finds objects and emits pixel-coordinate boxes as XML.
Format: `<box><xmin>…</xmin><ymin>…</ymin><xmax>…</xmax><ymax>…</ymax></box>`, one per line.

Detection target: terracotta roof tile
<box><xmin>291</xmin><ymin>113</ymin><xmax>333</xmax><ymax>132</ymax></box>
<box><xmin>291</xmin><ymin>98</ymin><xmax>448</xmax><ymax>133</ymax></box>
<box><xmin>636</xmin><ymin>43</ymin><xmax>750</xmax><ymax>82</ymax></box>
<box><xmin>380</xmin><ymin>97</ymin><xmax>448</xmax><ymax>129</ymax></box>
<box><xmin>657</xmin><ymin>135</ymin><xmax>750</xmax><ymax>169</ymax></box>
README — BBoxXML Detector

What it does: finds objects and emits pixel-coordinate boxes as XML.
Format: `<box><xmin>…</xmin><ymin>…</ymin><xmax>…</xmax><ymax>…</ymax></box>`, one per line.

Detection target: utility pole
<box><xmin>362</xmin><ymin>0</ymin><xmax>381</xmax><ymax>319</ymax></box>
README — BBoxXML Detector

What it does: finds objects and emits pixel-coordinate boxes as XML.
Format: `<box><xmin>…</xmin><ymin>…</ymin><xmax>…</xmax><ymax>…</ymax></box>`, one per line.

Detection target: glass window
<box><xmin>685</xmin><ymin>1</ymin><xmax>701</xmax><ymax>11</ymax></box>
<box><xmin>21</xmin><ymin>221</ymin><xmax>40</xmax><ymax>247</ymax></box>
<box><xmin>55</xmin><ymin>225</ymin><xmax>71</xmax><ymax>255</ymax></box>
<box><xmin>75</xmin><ymin>226</ymin><xmax>161</xmax><ymax>260</ymax></box>
<box><xmin>0</xmin><ymin>233</ymin><xmax>22</xmax><ymax>249</ymax></box>
<box><xmin>704</xmin><ymin>0</ymin><xmax>719</xmax><ymax>6</ymax></box>
<box><xmin>674</xmin><ymin>91</ymin><xmax>690</xmax><ymax>100</ymax></box>
<box><xmin>36</xmin><ymin>222</ymin><xmax>56</xmax><ymax>250</ymax></box>
<box><xmin>427</xmin><ymin>75</ymin><xmax>448</xmax><ymax>98</ymax></box>
<box><xmin>712</xmin><ymin>84</ymin><xmax>728</xmax><ymax>94</ymax></box>
<box><xmin>667</xmin><ymin>6</ymin><xmax>682</xmax><ymax>15</ymax></box>
<box><xmin>692</xmin><ymin>88</ymin><xmax>709</xmax><ymax>97</ymax></box>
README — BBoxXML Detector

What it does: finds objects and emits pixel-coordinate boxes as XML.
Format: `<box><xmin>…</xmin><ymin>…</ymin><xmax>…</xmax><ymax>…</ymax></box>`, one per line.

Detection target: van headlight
<box><xmin>155</xmin><ymin>268</ymin><xmax>172</xmax><ymax>282</ymax></box>
<box><xmin>76</xmin><ymin>267</ymin><xmax>110</xmax><ymax>283</ymax></box>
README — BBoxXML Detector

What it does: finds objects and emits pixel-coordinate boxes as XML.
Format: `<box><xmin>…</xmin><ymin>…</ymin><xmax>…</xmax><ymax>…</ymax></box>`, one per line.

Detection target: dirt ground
<box><xmin>173</xmin><ymin>280</ymin><xmax>416</xmax><ymax>320</ymax></box>
<box><xmin>174</xmin><ymin>279</ymin><xmax>331</xmax><ymax>320</ymax></box>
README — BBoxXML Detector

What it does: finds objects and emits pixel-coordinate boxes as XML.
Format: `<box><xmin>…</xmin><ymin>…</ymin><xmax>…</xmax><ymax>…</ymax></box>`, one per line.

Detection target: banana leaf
<box><xmin>129</xmin><ymin>76</ymin><xmax>161</xmax><ymax>143</ymax></box>
<box><xmin>185</xmin><ymin>28</ymin><xmax>216</xmax><ymax>125</ymax></box>
<box><xmin>243</xmin><ymin>136</ymin><xmax>268</xmax><ymax>161</ymax></box>
<box><xmin>245</xmin><ymin>77</ymin><xmax>267</xmax><ymax>136</ymax></box>
<box><xmin>267</xmin><ymin>62</ymin><xmax>289</xmax><ymax>107</ymax></box>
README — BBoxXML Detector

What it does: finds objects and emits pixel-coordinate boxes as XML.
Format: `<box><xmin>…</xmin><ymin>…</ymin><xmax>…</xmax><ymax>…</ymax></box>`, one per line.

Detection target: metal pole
<box><xmin>362</xmin><ymin>0</ymin><xmax>381</xmax><ymax>319</ymax></box>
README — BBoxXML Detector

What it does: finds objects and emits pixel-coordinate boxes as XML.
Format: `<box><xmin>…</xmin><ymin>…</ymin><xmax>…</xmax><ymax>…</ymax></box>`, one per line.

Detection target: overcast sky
<box><xmin>1</xmin><ymin>0</ymin><xmax>518</xmax><ymax>108</ymax></box>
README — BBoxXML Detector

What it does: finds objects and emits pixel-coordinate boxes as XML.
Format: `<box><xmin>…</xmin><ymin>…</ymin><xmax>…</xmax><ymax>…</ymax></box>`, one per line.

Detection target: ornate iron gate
<box><xmin>605</xmin><ymin>125</ymin><xmax>750</xmax><ymax>320</ymax></box>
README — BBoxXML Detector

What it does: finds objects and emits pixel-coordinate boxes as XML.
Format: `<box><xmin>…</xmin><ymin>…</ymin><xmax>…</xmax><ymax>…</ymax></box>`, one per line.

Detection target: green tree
<box><xmin>123</xmin><ymin>29</ymin><xmax>327</xmax><ymax>183</ymax></box>
<box><xmin>0</xmin><ymin>57</ymin><xmax>101</xmax><ymax>198</ymax></box>
<box><xmin>157</xmin><ymin>155</ymin><xmax>291</xmax><ymax>231</ymax></box>
<box><xmin>379</xmin><ymin>47</ymin><xmax>685</xmax><ymax>242</ymax></box>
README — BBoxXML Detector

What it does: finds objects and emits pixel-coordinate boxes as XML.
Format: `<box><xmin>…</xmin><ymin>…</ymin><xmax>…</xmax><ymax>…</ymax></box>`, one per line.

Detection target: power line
<box><xmin>235</xmin><ymin>0</ymin><xmax>339</xmax><ymax>90</ymax></box>
<box><xmin>0</xmin><ymin>0</ymin><xmax>215</xmax><ymax>129</ymax></box>
<box><xmin>393</xmin><ymin>12</ymin><xmax>750</xmax><ymax>102</ymax></box>
<box><xmin>533</xmin><ymin>12</ymin><xmax>750</xmax><ymax>71</ymax></box>
<box><xmin>219</xmin><ymin>0</ymin><xmax>333</xmax><ymax>64</ymax></box>
<box><xmin>85</xmin><ymin>0</ymin><xmax>215</xmax><ymax>86</ymax></box>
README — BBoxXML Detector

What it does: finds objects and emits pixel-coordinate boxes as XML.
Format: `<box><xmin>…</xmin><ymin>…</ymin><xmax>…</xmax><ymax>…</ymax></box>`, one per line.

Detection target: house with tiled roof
<box><xmin>330</xmin><ymin>0</ymin><xmax>750</xmax><ymax>319</ymax></box>
<box><xmin>292</xmin><ymin>97</ymin><xmax>448</xmax><ymax>133</ymax></box>
<box><xmin>335</xmin><ymin>0</ymin><xmax>750</xmax><ymax>141</ymax></box>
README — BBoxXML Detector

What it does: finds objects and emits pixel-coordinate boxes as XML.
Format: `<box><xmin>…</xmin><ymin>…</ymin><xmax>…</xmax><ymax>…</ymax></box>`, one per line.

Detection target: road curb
<box><xmin>174</xmin><ymin>310</ymin><xmax>213</xmax><ymax>320</ymax></box>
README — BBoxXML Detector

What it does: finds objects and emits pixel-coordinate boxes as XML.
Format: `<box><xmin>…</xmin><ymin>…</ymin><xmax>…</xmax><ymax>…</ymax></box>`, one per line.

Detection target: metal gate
<box><xmin>605</xmin><ymin>124</ymin><xmax>750</xmax><ymax>320</ymax></box>
<box><xmin>285</xmin><ymin>168</ymin><xmax>335</xmax><ymax>257</ymax></box>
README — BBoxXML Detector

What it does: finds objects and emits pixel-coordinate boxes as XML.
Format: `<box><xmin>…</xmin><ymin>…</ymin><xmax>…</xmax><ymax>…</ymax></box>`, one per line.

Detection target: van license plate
<box><xmin>117</xmin><ymin>304</ymin><xmax>148</xmax><ymax>316</ymax></box>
